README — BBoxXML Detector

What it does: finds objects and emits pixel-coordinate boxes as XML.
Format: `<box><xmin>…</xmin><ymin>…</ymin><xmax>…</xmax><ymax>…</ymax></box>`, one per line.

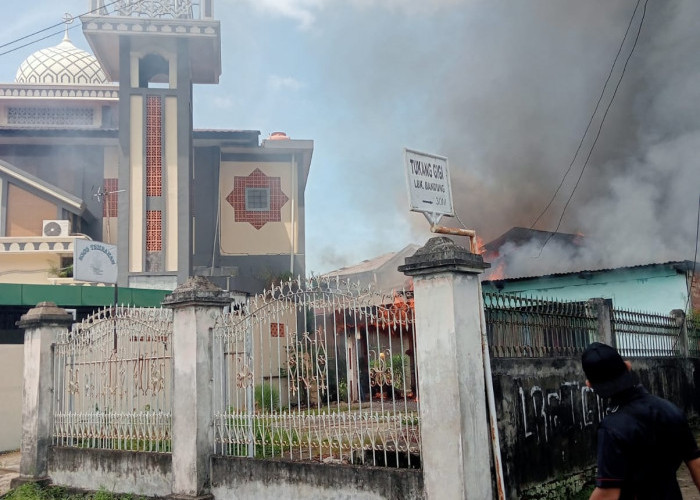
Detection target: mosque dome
<box><xmin>15</xmin><ymin>35</ymin><xmax>108</xmax><ymax>85</ymax></box>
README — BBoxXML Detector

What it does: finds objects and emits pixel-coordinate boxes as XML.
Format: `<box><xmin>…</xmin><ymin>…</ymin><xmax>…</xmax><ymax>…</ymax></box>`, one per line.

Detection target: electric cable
<box><xmin>0</xmin><ymin>24</ymin><xmax>81</xmax><ymax>58</ymax></box>
<box><xmin>0</xmin><ymin>0</ymin><xmax>148</xmax><ymax>56</ymax></box>
<box><xmin>530</xmin><ymin>0</ymin><xmax>642</xmax><ymax>230</ymax></box>
<box><xmin>538</xmin><ymin>0</ymin><xmax>649</xmax><ymax>253</ymax></box>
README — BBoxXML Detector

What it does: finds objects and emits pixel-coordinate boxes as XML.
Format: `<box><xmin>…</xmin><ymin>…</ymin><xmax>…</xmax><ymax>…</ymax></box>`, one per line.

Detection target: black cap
<box><xmin>582</xmin><ymin>342</ymin><xmax>636</xmax><ymax>398</ymax></box>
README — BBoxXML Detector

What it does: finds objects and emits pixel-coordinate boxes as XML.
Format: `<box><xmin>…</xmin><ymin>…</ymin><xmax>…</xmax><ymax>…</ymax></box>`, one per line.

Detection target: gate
<box><xmin>52</xmin><ymin>305</ymin><xmax>173</xmax><ymax>452</ymax></box>
<box><xmin>212</xmin><ymin>277</ymin><xmax>421</xmax><ymax>468</ymax></box>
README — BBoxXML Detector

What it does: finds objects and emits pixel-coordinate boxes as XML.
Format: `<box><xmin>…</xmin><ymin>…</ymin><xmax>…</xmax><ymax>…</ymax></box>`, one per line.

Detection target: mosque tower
<box><xmin>82</xmin><ymin>0</ymin><xmax>220</xmax><ymax>288</ymax></box>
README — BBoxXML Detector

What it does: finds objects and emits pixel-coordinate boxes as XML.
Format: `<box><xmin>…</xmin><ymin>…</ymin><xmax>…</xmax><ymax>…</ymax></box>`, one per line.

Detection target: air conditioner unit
<box><xmin>42</xmin><ymin>220</ymin><xmax>71</xmax><ymax>238</ymax></box>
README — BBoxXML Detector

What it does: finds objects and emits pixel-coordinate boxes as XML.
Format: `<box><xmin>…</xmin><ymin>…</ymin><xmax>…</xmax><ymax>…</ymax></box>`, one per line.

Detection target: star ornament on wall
<box><xmin>226</xmin><ymin>168</ymin><xmax>289</xmax><ymax>229</ymax></box>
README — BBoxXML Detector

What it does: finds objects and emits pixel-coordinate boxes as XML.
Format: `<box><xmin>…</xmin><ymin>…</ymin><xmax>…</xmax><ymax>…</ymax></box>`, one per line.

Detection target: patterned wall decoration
<box><xmin>146</xmin><ymin>210</ymin><xmax>162</xmax><ymax>252</ymax></box>
<box><xmin>226</xmin><ymin>168</ymin><xmax>289</xmax><ymax>230</ymax></box>
<box><xmin>146</xmin><ymin>96</ymin><xmax>162</xmax><ymax>197</ymax></box>
<box><xmin>7</xmin><ymin>107</ymin><xmax>94</xmax><ymax>127</ymax></box>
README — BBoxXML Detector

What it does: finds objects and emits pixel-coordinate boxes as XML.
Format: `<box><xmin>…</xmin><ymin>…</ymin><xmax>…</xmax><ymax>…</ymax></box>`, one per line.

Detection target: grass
<box><xmin>2</xmin><ymin>484</ymin><xmax>148</xmax><ymax>500</ymax></box>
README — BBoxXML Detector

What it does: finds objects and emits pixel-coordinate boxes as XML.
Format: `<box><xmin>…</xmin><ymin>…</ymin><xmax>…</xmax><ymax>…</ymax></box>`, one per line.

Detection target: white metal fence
<box><xmin>612</xmin><ymin>307</ymin><xmax>684</xmax><ymax>357</ymax></box>
<box><xmin>212</xmin><ymin>277</ymin><xmax>421</xmax><ymax>468</ymax></box>
<box><xmin>52</xmin><ymin>306</ymin><xmax>173</xmax><ymax>452</ymax></box>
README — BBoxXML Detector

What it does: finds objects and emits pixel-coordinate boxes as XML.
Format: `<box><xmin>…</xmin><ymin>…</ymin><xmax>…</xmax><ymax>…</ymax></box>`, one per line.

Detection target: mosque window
<box><xmin>245</xmin><ymin>188</ymin><xmax>270</xmax><ymax>211</ymax></box>
<box><xmin>146</xmin><ymin>210</ymin><xmax>162</xmax><ymax>252</ymax></box>
<box><xmin>7</xmin><ymin>107</ymin><xmax>94</xmax><ymax>127</ymax></box>
<box><xmin>139</xmin><ymin>54</ymin><xmax>170</xmax><ymax>89</ymax></box>
<box><xmin>146</xmin><ymin>96</ymin><xmax>162</xmax><ymax>197</ymax></box>
<box><xmin>226</xmin><ymin>169</ymin><xmax>289</xmax><ymax>230</ymax></box>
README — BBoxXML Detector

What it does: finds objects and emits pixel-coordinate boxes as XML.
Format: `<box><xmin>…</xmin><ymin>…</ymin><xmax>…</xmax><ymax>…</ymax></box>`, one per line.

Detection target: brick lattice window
<box><xmin>226</xmin><ymin>169</ymin><xmax>289</xmax><ymax>230</ymax></box>
<box><xmin>146</xmin><ymin>210</ymin><xmax>162</xmax><ymax>251</ymax></box>
<box><xmin>146</xmin><ymin>96</ymin><xmax>162</xmax><ymax>197</ymax></box>
<box><xmin>103</xmin><ymin>178</ymin><xmax>118</xmax><ymax>217</ymax></box>
<box><xmin>270</xmin><ymin>323</ymin><xmax>286</xmax><ymax>338</ymax></box>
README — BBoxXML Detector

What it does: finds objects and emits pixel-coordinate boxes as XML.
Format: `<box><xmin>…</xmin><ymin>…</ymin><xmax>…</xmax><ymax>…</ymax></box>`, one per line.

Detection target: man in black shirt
<box><xmin>582</xmin><ymin>342</ymin><xmax>700</xmax><ymax>500</ymax></box>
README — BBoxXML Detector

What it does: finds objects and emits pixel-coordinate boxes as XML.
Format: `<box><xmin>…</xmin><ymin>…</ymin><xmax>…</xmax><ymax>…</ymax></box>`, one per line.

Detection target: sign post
<box><xmin>73</xmin><ymin>240</ymin><xmax>119</xmax><ymax>349</ymax></box>
<box><xmin>404</xmin><ymin>148</ymin><xmax>454</xmax><ymax>226</ymax></box>
<box><xmin>402</xmin><ymin>148</ymin><xmax>506</xmax><ymax>498</ymax></box>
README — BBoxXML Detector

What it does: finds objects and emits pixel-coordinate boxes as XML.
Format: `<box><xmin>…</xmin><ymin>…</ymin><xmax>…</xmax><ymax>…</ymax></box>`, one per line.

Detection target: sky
<box><xmin>2</xmin><ymin>0</ymin><xmax>699</xmax><ymax>277</ymax></box>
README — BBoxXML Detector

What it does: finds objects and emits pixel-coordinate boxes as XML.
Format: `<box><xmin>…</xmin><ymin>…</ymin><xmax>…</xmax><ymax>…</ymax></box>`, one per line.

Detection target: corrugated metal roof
<box><xmin>482</xmin><ymin>260</ymin><xmax>696</xmax><ymax>285</ymax></box>
<box><xmin>322</xmin><ymin>244</ymin><xmax>421</xmax><ymax>278</ymax></box>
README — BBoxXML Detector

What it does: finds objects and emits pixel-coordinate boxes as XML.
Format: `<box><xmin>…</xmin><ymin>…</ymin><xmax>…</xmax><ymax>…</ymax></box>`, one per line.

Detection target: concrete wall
<box><xmin>492</xmin><ymin>356</ymin><xmax>700</xmax><ymax>499</ymax></box>
<box><xmin>0</xmin><ymin>344</ymin><xmax>22</xmax><ymax>452</ymax></box>
<box><xmin>48</xmin><ymin>448</ymin><xmax>172</xmax><ymax>498</ymax></box>
<box><xmin>210</xmin><ymin>456</ymin><xmax>423</xmax><ymax>500</ymax></box>
<box><xmin>46</xmin><ymin>449</ymin><xmax>423</xmax><ymax>500</ymax></box>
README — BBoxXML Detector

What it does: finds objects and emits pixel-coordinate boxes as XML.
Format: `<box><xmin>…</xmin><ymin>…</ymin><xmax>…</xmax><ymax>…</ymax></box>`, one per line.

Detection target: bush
<box><xmin>254</xmin><ymin>382</ymin><xmax>280</xmax><ymax>412</ymax></box>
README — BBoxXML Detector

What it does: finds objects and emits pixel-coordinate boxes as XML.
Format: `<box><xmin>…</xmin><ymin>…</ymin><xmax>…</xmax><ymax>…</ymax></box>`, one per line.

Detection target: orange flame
<box><xmin>486</xmin><ymin>259</ymin><xmax>507</xmax><ymax>280</ymax></box>
<box><xmin>475</xmin><ymin>236</ymin><xmax>486</xmax><ymax>255</ymax></box>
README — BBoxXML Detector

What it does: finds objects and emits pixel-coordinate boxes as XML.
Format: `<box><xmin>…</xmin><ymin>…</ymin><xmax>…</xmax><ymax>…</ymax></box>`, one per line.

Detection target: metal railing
<box><xmin>52</xmin><ymin>305</ymin><xmax>173</xmax><ymax>452</ymax></box>
<box><xmin>483</xmin><ymin>293</ymin><xmax>598</xmax><ymax>358</ymax></box>
<box><xmin>612</xmin><ymin>308</ymin><xmax>682</xmax><ymax>358</ymax></box>
<box><xmin>212</xmin><ymin>277</ymin><xmax>421</xmax><ymax>468</ymax></box>
<box><xmin>689</xmin><ymin>315</ymin><xmax>700</xmax><ymax>358</ymax></box>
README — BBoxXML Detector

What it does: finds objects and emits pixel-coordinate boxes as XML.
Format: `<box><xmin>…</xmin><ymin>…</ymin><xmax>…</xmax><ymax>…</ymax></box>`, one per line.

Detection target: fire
<box><xmin>475</xmin><ymin>236</ymin><xmax>486</xmax><ymax>255</ymax></box>
<box><xmin>486</xmin><ymin>259</ymin><xmax>507</xmax><ymax>280</ymax></box>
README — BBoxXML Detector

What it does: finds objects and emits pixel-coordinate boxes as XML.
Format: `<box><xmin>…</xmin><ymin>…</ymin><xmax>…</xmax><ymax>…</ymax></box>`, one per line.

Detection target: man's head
<box><xmin>582</xmin><ymin>342</ymin><xmax>636</xmax><ymax>398</ymax></box>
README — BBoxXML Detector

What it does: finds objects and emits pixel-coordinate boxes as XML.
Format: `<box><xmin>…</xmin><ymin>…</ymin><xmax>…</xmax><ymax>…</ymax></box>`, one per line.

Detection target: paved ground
<box><xmin>0</xmin><ymin>450</ymin><xmax>20</xmax><ymax>496</ymax></box>
<box><xmin>678</xmin><ymin>427</ymin><xmax>700</xmax><ymax>500</ymax></box>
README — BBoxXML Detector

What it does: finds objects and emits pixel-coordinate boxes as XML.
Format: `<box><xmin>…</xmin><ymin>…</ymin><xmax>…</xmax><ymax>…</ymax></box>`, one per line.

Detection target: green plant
<box><xmin>371</xmin><ymin>353</ymin><xmax>408</xmax><ymax>396</ymax></box>
<box><xmin>254</xmin><ymin>382</ymin><xmax>280</xmax><ymax>412</ymax></box>
<box><xmin>92</xmin><ymin>489</ymin><xmax>114</xmax><ymax>500</ymax></box>
<box><xmin>5</xmin><ymin>483</ymin><xmax>46</xmax><ymax>500</ymax></box>
<box><xmin>47</xmin><ymin>261</ymin><xmax>73</xmax><ymax>279</ymax></box>
<box><xmin>337</xmin><ymin>379</ymin><xmax>348</xmax><ymax>401</ymax></box>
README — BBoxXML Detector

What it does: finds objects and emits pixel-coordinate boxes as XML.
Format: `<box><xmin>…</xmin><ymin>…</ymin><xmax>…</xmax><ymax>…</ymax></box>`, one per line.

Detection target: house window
<box><xmin>270</xmin><ymin>323</ymin><xmax>285</xmax><ymax>338</ymax></box>
<box><xmin>245</xmin><ymin>187</ymin><xmax>270</xmax><ymax>211</ymax></box>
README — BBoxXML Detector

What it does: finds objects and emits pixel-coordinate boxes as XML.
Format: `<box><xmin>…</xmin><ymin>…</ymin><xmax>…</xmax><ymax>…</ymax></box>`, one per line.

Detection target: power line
<box><xmin>0</xmin><ymin>0</ymin><xmax>146</xmax><ymax>56</ymax></box>
<box><xmin>539</xmin><ymin>0</ymin><xmax>649</xmax><ymax>253</ymax></box>
<box><xmin>530</xmin><ymin>0</ymin><xmax>642</xmax><ymax>230</ymax></box>
<box><xmin>0</xmin><ymin>24</ymin><xmax>81</xmax><ymax>58</ymax></box>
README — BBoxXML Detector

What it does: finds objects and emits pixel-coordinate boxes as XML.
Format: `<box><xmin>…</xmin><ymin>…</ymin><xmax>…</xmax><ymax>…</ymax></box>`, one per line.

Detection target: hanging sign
<box><xmin>73</xmin><ymin>239</ymin><xmax>118</xmax><ymax>284</ymax></box>
<box><xmin>404</xmin><ymin>148</ymin><xmax>454</xmax><ymax>225</ymax></box>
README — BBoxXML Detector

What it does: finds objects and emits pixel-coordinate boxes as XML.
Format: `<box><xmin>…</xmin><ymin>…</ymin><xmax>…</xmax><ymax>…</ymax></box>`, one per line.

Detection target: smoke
<box><xmin>227</xmin><ymin>0</ymin><xmax>699</xmax><ymax>275</ymax></box>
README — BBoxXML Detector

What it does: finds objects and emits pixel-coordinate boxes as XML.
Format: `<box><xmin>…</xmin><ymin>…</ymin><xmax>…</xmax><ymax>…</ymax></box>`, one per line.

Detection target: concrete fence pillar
<box><xmin>399</xmin><ymin>237</ymin><xmax>494</xmax><ymax>500</ymax></box>
<box><xmin>670</xmin><ymin>309</ymin><xmax>689</xmax><ymax>357</ymax></box>
<box><xmin>588</xmin><ymin>298</ymin><xmax>615</xmax><ymax>346</ymax></box>
<box><xmin>163</xmin><ymin>277</ymin><xmax>230</xmax><ymax>500</ymax></box>
<box><xmin>12</xmin><ymin>302</ymin><xmax>72</xmax><ymax>486</ymax></box>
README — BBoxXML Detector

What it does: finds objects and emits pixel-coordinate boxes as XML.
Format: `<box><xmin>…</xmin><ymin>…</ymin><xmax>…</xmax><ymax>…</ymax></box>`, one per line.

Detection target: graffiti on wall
<box><xmin>517</xmin><ymin>380</ymin><xmax>606</xmax><ymax>444</ymax></box>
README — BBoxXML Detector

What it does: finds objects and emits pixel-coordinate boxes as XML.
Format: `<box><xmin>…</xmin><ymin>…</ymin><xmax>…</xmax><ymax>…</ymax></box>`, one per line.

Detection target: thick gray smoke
<box><xmin>430</xmin><ymin>0</ymin><xmax>700</xmax><ymax>277</ymax></box>
<box><xmin>227</xmin><ymin>0</ymin><xmax>699</xmax><ymax>276</ymax></box>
